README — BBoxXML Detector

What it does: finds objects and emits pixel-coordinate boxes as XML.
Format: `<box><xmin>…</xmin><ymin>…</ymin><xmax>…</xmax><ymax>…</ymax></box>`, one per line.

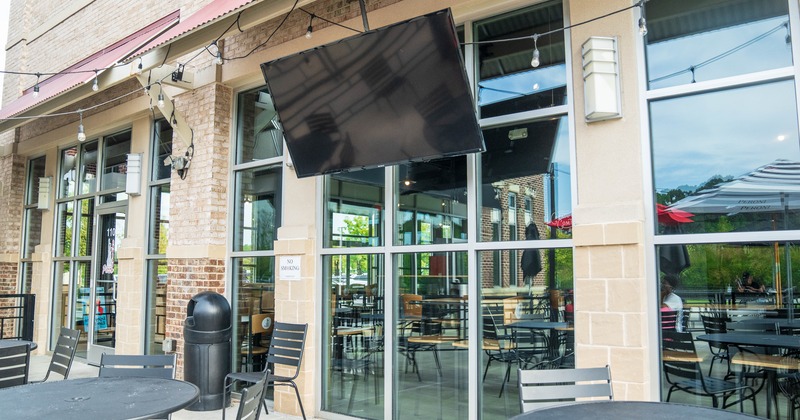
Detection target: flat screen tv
<box><xmin>261</xmin><ymin>8</ymin><xmax>484</xmax><ymax>178</ymax></box>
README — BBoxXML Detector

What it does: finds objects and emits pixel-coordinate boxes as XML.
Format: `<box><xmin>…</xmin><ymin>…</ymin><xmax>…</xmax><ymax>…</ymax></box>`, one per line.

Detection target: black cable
<box><xmin>225</xmin><ymin>0</ymin><xmax>300</xmax><ymax>61</ymax></box>
<box><xmin>299</xmin><ymin>8</ymin><xmax>363</xmax><ymax>34</ymax></box>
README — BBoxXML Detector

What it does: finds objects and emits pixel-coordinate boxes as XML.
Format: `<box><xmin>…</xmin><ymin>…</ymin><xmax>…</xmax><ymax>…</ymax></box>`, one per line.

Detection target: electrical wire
<box><xmin>299</xmin><ymin>8</ymin><xmax>362</xmax><ymax>34</ymax></box>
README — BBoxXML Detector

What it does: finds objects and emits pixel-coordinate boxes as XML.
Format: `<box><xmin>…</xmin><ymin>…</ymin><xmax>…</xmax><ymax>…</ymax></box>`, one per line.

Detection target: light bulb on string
<box><xmin>33</xmin><ymin>73</ymin><xmax>40</xmax><ymax>98</ymax></box>
<box><xmin>92</xmin><ymin>71</ymin><xmax>99</xmax><ymax>91</ymax></box>
<box><xmin>157</xmin><ymin>83</ymin><xmax>165</xmax><ymax>107</ymax></box>
<box><xmin>638</xmin><ymin>17</ymin><xmax>648</xmax><ymax>37</ymax></box>
<box><xmin>77</xmin><ymin>111</ymin><xmax>86</xmax><ymax>142</ymax></box>
<box><xmin>530</xmin><ymin>34</ymin><xmax>540</xmax><ymax>68</ymax></box>
<box><xmin>135</xmin><ymin>58</ymin><xmax>143</xmax><ymax>75</ymax></box>
<box><xmin>216</xmin><ymin>51</ymin><xmax>223</xmax><ymax>65</ymax></box>
<box><xmin>305</xmin><ymin>15</ymin><xmax>314</xmax><ymax>39</ymax></box>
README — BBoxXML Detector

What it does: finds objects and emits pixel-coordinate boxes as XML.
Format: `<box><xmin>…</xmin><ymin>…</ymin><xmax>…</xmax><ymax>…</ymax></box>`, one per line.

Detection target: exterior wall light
<box><xmin>126</xmin><ymin>153</ymin><xmax>142</xmax><ymax>196</ymax></box>
<box><xmin>582</xmin><ymin>36</ymin><xmax>621</xmax><ymax>122</ymax></box>
<box><xmin>37</xmin><ymin>177</ymin><xmax>52</xmax><ymax>210</ymax></box>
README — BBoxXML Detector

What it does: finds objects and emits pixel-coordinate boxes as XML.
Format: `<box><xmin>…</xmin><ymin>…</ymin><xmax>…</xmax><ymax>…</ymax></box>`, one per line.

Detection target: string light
<box><xmin>305</xmin><ymin>14</ymin><xmax>314</xmax><ymax>39</ymax></box>
<box><xmin>157</xmin><ymin>84</ymin><xmax>165</xmax><ymax>108</ymax></box>
<box><xmin>216</xmin><ymin>51</ymin><xmax>223</xmax><ymax>65</ymax></box>
<box><xmin>33</xmin><ymin>73</ymin><xmax>40</xmax><ymax>98</ymax></box>
<box><xmin>77</xmin><ymin>111</ymin><xmax>86</xmax><ymax>142</ymax></box>
<box><xmin>135</xmin><ymin>58</ymin><xmax>143</xmax><ymax>75</ymax></box>
<box><xmin>530</xmin><ymin>34</ymin><xmax>540</xmax><ymax>68</ymax></box>
<box><xmin>92</xmin><ymin>70</ymin><xmax>99</xmax><ymax>91</ymax></box>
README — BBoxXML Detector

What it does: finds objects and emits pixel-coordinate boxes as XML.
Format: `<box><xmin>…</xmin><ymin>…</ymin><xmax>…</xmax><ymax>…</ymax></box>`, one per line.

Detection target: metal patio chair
<box><xmin>30</xmin><ymin>327</ymin><xmax>81</xmax><ymax>383</ymax></box>
<box><xmin>518</xmin><ymin>365</ymin><xmax>613</xmax><ymax>413</ymax></box>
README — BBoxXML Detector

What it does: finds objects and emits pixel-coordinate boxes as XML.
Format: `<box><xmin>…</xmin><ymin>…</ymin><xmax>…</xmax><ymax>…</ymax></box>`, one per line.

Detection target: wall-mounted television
<box><xmin>261</xmin><ymin>8</ymin><xmax>484</xmax><ymax>178</ymax></box>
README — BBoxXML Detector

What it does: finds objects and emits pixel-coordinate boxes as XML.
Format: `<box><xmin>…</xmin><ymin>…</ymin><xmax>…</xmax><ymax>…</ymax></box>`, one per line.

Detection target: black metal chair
<box><xmin>0</xmin><ymin>342</ymin><xmax>30</xmax><ymax>389</ymax></box>
<box><xmin>224</xmin><ymin>322</ymin><xmax>308</xmax><ymax>420</ymax></box>
<box><xmin>661</xmin><ymin>330</ymin><xmax>757</xmax><ymax>413</ymax></box>
<box><xmin>30</xmin><ymin>327</ymin><xmax>81</xmax><ymax>383</ymax></box>
<box><xmin>517</xmin><ymin>365</ymin><xmax>613</xmax><ymax>413</ymax></box>
<box><xmin>700</xmin><ymin>313</ymin><xmax>731</xmax><ymax>376</ymax></box>
<box><xmin>98</xmin><ymin>353</ymin><xmax>176</xmax><ymax>379</ymax></box>
<box><xmin>235</xmin><ymin>369</ymin><xmax>269</xmax><ymax>420</ymax></box>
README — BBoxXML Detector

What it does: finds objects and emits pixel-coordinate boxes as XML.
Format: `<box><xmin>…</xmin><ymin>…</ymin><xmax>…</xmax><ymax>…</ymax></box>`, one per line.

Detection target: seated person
<box><xmin>737</xmin><ymin>271</ymin><xmax>765</xmax><ymax>293</ymax></box>
<box><xmin>660</xmin><ymin>274</ymin><xmax>684</xmax><ymax>332</ymax></box>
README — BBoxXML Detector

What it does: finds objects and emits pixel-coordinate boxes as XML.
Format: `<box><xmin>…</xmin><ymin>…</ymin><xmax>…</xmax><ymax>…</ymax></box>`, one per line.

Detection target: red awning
<box><xmin>135</xmin><ymin>0</ymin><xmax>259</xmax><ymax>57</ymax></box>
<box><xmin>0</xmin><ymin>10</ymin><xmax>180</xmax><ymax>120</ymax></box>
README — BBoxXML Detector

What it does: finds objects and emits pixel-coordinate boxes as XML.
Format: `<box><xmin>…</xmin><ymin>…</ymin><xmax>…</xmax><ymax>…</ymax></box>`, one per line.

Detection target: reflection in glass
<box><xmin>646</xmin><ymin>0</ymin><xmax>792</xmax><ymax>90</ymax></box>
<box><xmin>651</xmin><ymin>81</ymin><xmax>800</xmax><ymax>234</ymax></box>
<box><xmin>100</xmin><ymin>130</ymin><xmax>131</xmax><ymax>191</ymax></box>
<box><xmin>479</xmin><ymin>248</ymin><xmax>573</xmax><ymax>418</ymax></box>
<box><xmin>325</xmin><ymin>169</ymin><xmax>384</xmax><ymax>248</ymax></box>
<box><xmin>77</xmin><ymin>198</ymin><xmax>94</xmax><ymax>257</ymax></box>
<box><xmin>79</xmin><ymin>141</ymin><xmax>98</xmax><ymax>195</ymax></box>
<box><xmin>233</xmin><ymin>165</ymin><xmax>282</xmax><ymax>252</ymax></box>
<box><xmin>395</xmin><ymin>252</ymin><xmax>467</xmax><ymax>419</ymax></box>
<box><xmin>656</xmin><ymin>241</ymin><xmax>799</xmax><ymax>414</ymax></box>
<box><xmin>26</xmin><ymin>156</ymin><xmax>46</xmax><ymax>206</ymax></box>
<box><xmin>480</xmin><ymin>117</ymin><xmax>571</xmax><ymax>241</ymax></box>
<box><xmin>151</xmin><ymin>119</ymin><xmax>173</xmax><ymax>181</ymax></box>
<box><xmin>69</xmin><ymin>261</ymin><xmax>90</xmax><ymax>359</ymax></box>
<box><xmin>56</xmin><ymin>202</ymin><xmax>74</xmax><ymax>257</ymax></box>
<box><xmin>237</xmin><ymin>88</ymin><xmax>284</xmax><ymax>164</ymax></box>
<box><xmin>22</xmin><ymin>208</ymin><xmax>42</xmax><ymax>259</ymax></box>
<box><xmin>230</xmin><ymin>257</ymin><xmax>276</xmax><ymax>379</ymax></box>
<box><xmin>396</xmin><ymin>157</ymin><xmax>467</xmax><ymax>245</ymax></box>
<box><xmin>475</xmin><ymin>1</ymin><xmax>566</xmax><ymax>118</ymax></box>
<box><xmin>145</xmin><ymin>259</ymin><xmax>168</xmax><ymax>354</ymax></box>
<box><xmin>322</xmin><ymin>254</ymin><xmax>384</xmax><ymax>418</ymax></box>
<box><xmin>59</xmin><ymin>147</ymin><xmax>78</xmax><ymax>198</ymax></box>
<box><xmin>148</xmin><ymin>185</ymin><xmax>170</xmax><ymax>255</ymax></box>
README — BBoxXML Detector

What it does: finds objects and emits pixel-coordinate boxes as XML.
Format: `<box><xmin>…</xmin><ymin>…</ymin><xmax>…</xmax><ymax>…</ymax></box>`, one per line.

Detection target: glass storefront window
<box><xmin>56</xmin><ymin>202</ymin><xmax>74</xmax><ymax>257</ymax></box>
<box><xmin>233</xmin><ymin>165</ymin><xmax>282</xmax><ymax>252</ymax></box>
<box><xmin>475</xmin><ymin>1</ymin><xmax>566</xmax><ymax>119</ymax></box>
<box><xmin>645</xmin><ymin>0</ymin><xmax>792</xmax><ymax>90</ymax></box>
<box><xmin>651</xmin><ymin>81</ymin><xmax>800</xmax><ymax>234</ymax></box>
<box><xmin>145</xmin><ymin>259</ymin><xmax>168</xmax><ymax>354</ymax></box>
<box><xmin>479</xmin><ymin>247</ymin><xmax>573</xmax><ymax>418</ymax></box>
<box><xmin>59</xmin><ymin>147</ymin><xmax>78</xmax><ymax>198</ymax></box>
<box><xmin>148</xmin><ymin>185</ymin><xmax>170</xmax><ymax>255</ymax></box>
<box><xmin>480</xmin><ymin>116</ymin><xmax>571</xmax><ymax>241</ymax></box>
<box><xmin>100</xmin><ymin>130</ymin><xmax>131</xmax><ymax>191</ymax></box>
<box><xmin>322</xmin><ymin>254</ymin><xmax>384</xmax><ymax>418</ymax></box>
<box><xmin>231</xmin><ymin>257</ymin><xmax>275</xmax><ymax>376</ymax></box>
<box><xmin>79</xmin><ymin>141</ymin><xmax>98</xmax><ymax>195</ymax></box>
<box><xmin>396</xmin><ymin>157</ymin><xmax>468</xmax><ymax>245</ymax></box>
<box><xmin>152</xmin><ymin>119</ymin><xmax>173</xmax><ymax>181</ymax></box>
<box><xmin>236</xmin><ymin>88</ymin><xmax>284</xmax><ymax>164</ymax></box>
<box><xmin>394</xmin><ymin>251</ymin><xmax>467</xmax><ymax>419</ymax></box>
<box><xmin>324</xmin><ymin>169</ymin><xmax>384</xmax><ymax>248</ymax></box>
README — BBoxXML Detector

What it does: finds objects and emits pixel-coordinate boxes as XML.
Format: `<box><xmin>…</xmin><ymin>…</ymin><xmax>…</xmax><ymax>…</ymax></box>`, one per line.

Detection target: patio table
<box><xmin>0</xmin><ymin>376</ymin><xmax>199</xmax><ymax>419</ymax></box>
<box><xmin>0</xmin><ymin>339</ymin><xmax>37</xmax><ymax>350</ymax></box>
<box><xmin>511</xmin><ymin>401</ymin><xmax>761</xmax><ymax>419</ymax></box>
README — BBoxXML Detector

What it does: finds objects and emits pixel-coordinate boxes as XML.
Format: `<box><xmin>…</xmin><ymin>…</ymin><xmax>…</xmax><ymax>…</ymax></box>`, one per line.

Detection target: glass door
<box><xmin>86</xmin><ymin>208</ymin><xmax>126</xmax><ymax>363</ymax></box>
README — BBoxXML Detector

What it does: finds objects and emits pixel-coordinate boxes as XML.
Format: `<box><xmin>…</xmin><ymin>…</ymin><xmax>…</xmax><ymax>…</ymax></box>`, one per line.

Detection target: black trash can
<box><xmin>184</xmin><ymin>291</ymin><xmax>231</xmax><ymax>411</ymax></box>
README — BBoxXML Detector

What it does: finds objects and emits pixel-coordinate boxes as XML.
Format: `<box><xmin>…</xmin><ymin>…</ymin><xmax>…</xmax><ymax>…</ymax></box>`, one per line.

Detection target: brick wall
<box><xmin>0</xmin><ymin>153</ymin><xmax>26</xmax><ymax>255</ymax></box>
<box><xmin>0</xmin><ymin>262</ymin><xmax>20</xmax><ymax>338</ymax></box>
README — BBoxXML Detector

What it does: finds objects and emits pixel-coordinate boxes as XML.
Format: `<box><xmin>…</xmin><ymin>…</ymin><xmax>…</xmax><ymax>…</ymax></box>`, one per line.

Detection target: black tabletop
<box><xmin>0</xmin><ymin>376</ymin><xmax>199</xmax><ymax>419</ymax></box>
<box><xmin>697</xmin><ymin>333</ymin><xmax>800</xmax><ymax>349</ymax></box>
<box><xmin>0</xmin><ymin>339</ymin><xmax>37</xmax><ymax>350</ymax></box>
<box><xmin>512</xmin><ymin>401</ymin><xmax>761</xmax><ymax>419</ymax></box>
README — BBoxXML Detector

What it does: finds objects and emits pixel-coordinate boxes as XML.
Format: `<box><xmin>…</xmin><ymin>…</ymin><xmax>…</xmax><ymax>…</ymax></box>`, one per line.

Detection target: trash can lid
<box><xmin>185</xmin><ymin>291</ymin><xmax>231</xmax><ymax>331</ymax></box>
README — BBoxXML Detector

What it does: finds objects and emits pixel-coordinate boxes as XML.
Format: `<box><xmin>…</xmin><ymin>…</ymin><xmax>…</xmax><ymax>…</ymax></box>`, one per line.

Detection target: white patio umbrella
<box><xmin>669</xmin><ymin>159</ymin><xmax>800</xmax><ymax>308</ymax></box>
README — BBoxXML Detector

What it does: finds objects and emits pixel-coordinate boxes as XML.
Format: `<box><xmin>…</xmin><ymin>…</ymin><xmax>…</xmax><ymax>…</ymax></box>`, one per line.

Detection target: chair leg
<box><xmin>290</xmin><ymin>382</ymin><xmax>307</xmax><ymax>420</ymax></box>
<box><xmin>482</xmin><ymin>359</ymin><xmax>491</xmax><ymax>382</ymax></box>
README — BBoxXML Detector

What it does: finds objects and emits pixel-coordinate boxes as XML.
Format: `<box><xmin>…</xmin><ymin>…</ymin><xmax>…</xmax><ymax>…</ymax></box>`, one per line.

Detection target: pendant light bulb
<box><xmin>92</xmin><ymin>71</ymin><xmax>99</xmax><ymax>91</ymax></box>
<box><xmin>135</xmin><ymin>58</ymin><xmax>143</xmax><ymax>75</ymax></box>
<box><xmin>77</xmin><ymin>112</ymin><xmax>86</xmax><ymax>142</ymax></box>
<box><xmin>306</xmin><ymin>25</ymin><xmax>313</xmax><ymax>39</ymax></box>
<box><xmin>216</xmin><ymin>51</ymin><xmax>223</xmax><ymax>65</ymax></box>
<box><xmin>530</xmin><ymin>34</ymin><xmax>540</xmax><ymax>68</ymax></box>
<box><xmin>33</xmin><ymin>73</ymin><xmax>41</xmax><ymax>98</ymax></box>
<box><xmin>638</xmin><ymin>17</ymin><xmax>648</xmax><ymax>37</ymax></box>
<box><xmin>157</xmin><ymin>92</ymin><xmax>165</xmax><ymax>108</ymax></box>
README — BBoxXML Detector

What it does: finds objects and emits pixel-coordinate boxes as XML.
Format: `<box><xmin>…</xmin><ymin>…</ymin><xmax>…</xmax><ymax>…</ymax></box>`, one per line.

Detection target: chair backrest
<box><xmin>236</xmin><ymin>370</ymin><xmax>269</xmax><ymax>420</ymax></box>
<box><xmin>517</xmin><ymin>365</ymin><xmax>613</xmax><ymax>413</ymax></box>
<box><xmin>42</xmin><ymin>327</ymin><xmax>81</xmax><ymax>381</ymax></box>
<box><xmin>400</xmin><ymin>294</ymin><xmax>422</xmax><ymax>318</ymax></box>
<box><xmin>266</xmin><ymin>322</ymin><xmax>307</xmax><ymax>381</ymax></box>
<box><xmin>701</xmin><ymin>314</ymin><xmax>728</xmax><ymax>334</ymax></box>
<box><xmin>98</xmin><ymin>353</ymin><xmax>176</xmax><ymax>379</ymax></box>
<box><xmin>0</xmin><ymin>342</ymin><xmax>30</xmax><ymax>389</ymax></box>
<box><xmin>661</xmin><ymin>330</ymin><xmax>704</xmax><ymax>383</ymax></box>
<box><xmin>251</xmin><ymin>313</ymin><xmax>272</xmax><ymax>335</ymax></box>
<box><xmin>660</xmin><ymin>309</ymin><xmax>679</xmax><ymax>331</ymax></box>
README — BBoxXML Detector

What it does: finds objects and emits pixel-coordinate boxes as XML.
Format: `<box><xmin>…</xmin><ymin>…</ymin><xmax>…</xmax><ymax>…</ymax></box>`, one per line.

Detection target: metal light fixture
<box><xmin>37</xmin><ymin>177</ymin><xmax>52</xmax><ymax>210</ymax></box>
<box><xmin>125</xmin><ymin>153</ymin><xmax>142</xmax><ymax>195</ymax></box>
<box><xmin>582</xmin><ymin>36</ymin><xmax>621</xmax><ymax>122</ymax></box>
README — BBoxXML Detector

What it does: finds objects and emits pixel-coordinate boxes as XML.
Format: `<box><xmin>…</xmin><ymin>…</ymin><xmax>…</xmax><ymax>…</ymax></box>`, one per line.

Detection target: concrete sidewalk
<box><xmin>28</xmin><ymin>355</ymin><xmax>302</xmax><ymax>419</ymax></box>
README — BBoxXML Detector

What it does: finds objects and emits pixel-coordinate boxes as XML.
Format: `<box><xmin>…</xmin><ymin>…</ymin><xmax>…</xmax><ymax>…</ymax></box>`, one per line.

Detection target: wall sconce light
<box><xmin>125</xmin><ymin>153</ymin><xmax>142</xmax><ymax>196</ymax></box>
<box><xmin>582</xmin><ymin>36</ymin><xmax>621</xmax><ymax>122</ymax></box>
<box><xmin>37</xmin><ymin>177</ymin><xmax>52</xmax><ymax>210</ymax></box>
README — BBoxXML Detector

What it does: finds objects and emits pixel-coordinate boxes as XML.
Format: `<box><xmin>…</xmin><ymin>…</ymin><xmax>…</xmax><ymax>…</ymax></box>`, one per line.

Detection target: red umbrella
<box><xmin>546</xmin><ymin>214</ymin><xmax>572</xmax><ymax>231</ymax></box>
<box><xmin>545</xmin><ymin>206</ymin><xmax>693</xmax><ymax>232</ymax></box>
<box><xmin>657</xmin><ymin>204</ymin><xmax>694</xmax><ymax>225</ymax></box>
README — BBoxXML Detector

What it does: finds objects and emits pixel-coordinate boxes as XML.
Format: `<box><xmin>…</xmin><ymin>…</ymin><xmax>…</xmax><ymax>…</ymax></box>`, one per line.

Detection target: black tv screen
<box><xmin>261</xmin><ymin>9</ymin><xmax>484</xmax><ymax>178</ymax></box>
